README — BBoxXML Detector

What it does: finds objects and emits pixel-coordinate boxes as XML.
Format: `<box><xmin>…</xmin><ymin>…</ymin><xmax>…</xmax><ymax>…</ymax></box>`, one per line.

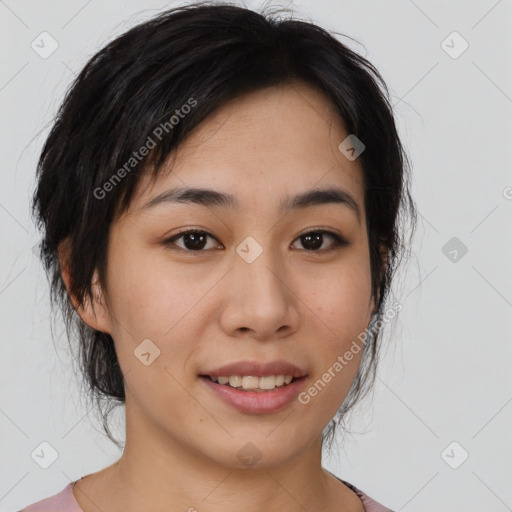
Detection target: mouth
<box><xmin>198</xmin><ymin>360</ymin><xmax>308</xmax><ymax>413</ymax></box>
<box><xmin>198</xmin><ymin>374</ymin><xmax>308</xmax><ymax>414</ymax></box>
<box><xmin>200</xmin><ymin>374</ymin><xmax>306</xmax><ymax>392</ymax></box>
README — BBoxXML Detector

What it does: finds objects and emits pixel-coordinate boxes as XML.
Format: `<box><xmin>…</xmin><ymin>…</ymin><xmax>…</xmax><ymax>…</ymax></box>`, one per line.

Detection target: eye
<box><xmin>291</xmin><ymin>229</ymin><xmax>349</xmax><ymax>252</ymax></box>
<box><xmin>163</xmin><ymin>228</ymin><xmax>349</xmax><ymax>253</ymax></box>
<box><xmin>163</xmin><ymin>229</ymin><xmax>222</xmax><ymax>252</ymax></box>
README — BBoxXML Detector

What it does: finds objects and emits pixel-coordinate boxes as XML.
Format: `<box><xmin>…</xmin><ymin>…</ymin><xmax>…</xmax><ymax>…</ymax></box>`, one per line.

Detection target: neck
<box><xmin>73</xmin><ymin>397</ymin><xmax>364</xmax><ymax>512</ymax></box>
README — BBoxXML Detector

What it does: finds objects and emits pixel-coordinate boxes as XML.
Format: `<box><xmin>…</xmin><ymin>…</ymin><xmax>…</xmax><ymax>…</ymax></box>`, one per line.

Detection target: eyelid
<box><xmin>290</xmin><ymin>228</ymin><xmax>349</xmax><ymax>251</ymax></box>
<box><xmin>162</xmin><ymin>227</ymin><xmax>350</xmax><ymax>252</ymax></box>
<box><xmin>164</xmin><ymin>228</ymin><xmax>222</xmax><ymax>252</ymax></box>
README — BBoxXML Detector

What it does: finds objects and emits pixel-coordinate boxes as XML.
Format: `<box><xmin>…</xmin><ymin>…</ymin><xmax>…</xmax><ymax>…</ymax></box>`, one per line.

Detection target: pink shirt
<box><xmin>18</xmin><ymin>476</ymin><xmax>393</xmax><ymax>511</ymax></box>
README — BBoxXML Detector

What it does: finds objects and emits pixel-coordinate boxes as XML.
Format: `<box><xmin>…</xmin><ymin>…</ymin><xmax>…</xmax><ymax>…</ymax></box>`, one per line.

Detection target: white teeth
<box><xmin>210</xmin><ymin>375</ymin><xmax>295</xmax><ymax>390</ymax></box>
<box><xmin>241</xmin><ymin>376</ymin><xmax>259</xmax><ymax>389</ymax></box>
<box><xmin>259</xmin><ymin>376</ymin><xmax>277</xmax><ymax>390</ymax></box>
<box><xmin>228</xmin><ymin>376</ymin><xmax>242</xmax><ymax>387</ymax></box>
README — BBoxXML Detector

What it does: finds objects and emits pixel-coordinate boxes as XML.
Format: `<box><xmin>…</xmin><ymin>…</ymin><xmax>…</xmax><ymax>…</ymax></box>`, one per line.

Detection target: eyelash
<box><xmin>163</xmin><ymin>228</ymin><xmax>349</xmax><ymax>253</ymax></box>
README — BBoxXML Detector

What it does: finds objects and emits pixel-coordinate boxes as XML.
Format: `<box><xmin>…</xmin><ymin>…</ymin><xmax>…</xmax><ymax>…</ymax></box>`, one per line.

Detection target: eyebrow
<box><xmin>142</xmin><ymin>186</ymin><xmax>361</xmax><ymax>222</ymax></box>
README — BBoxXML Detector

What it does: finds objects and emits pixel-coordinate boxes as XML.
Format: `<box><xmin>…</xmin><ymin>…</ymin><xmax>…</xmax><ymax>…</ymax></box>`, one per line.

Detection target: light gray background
<box><xmin>1</xmin><ymin>1</ymin><xmax>511</xmax><ymax>511</ymax></box>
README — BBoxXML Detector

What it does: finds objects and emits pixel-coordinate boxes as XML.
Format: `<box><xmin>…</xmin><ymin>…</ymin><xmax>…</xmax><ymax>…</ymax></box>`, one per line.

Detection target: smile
<box><xmin>207</xmin><ymin>374</ymin><xmax>295</xmax><ymax>391</ymax></box>
<box><xmin>199</xmin><ymin>375</ymin><xmax>308</xmax><ymax>414</ymax></box>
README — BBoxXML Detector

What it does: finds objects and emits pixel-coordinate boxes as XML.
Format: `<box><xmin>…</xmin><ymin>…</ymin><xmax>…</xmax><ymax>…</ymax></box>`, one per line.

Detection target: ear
<box><xmin>58</xmin><ymin>238</ymin><xmax>113</xmax><ymax>334</ymax></box>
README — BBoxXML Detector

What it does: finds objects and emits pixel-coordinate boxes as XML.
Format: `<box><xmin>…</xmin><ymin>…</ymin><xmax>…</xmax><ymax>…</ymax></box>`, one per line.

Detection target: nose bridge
<box><xmin>234</xmin><ymin>234</ymin><xmax>285</xmax><ymax>301</ymax></box>
<box><xmin>219</xmin><ymin>234</ymin><xmax>299</xmax><ymax>337</ymax></box>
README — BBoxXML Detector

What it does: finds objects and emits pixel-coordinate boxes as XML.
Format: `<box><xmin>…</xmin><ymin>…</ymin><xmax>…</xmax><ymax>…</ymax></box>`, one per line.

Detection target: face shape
<box><xmin>78</xmin><ymin>82</ymin><xmax>376</xmax><ymax>470</ymax></box>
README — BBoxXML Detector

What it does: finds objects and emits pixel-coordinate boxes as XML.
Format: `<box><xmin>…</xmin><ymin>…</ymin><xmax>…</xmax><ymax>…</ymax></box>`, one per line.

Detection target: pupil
<box><xmin>184</xmin><ymin>232</ymin><xmax>206</xmax><ymax>250</ymax></box>
<box><xmin>302</xmin><ymin>232</ymin><xmax>322</xmax><ymax>250</ymax></box>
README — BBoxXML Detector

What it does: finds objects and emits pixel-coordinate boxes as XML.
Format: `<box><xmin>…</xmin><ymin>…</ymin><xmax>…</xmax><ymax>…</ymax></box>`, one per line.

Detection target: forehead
<box><xmin>129</xmin><ymin>82</ymin><xmax>365</xmax><ymax>216</ymax></box>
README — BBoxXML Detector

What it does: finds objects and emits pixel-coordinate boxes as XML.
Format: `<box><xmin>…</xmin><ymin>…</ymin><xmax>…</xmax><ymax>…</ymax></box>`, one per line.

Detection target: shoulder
<box><xmin>339</xmin><ymin>478</ymin><xmax>395</xmax><ymax>512</ymax></box>
<box><xmin>17</xmin><ymin>482</ymin><xmax>82</xmax><ymax>512</ymax></box>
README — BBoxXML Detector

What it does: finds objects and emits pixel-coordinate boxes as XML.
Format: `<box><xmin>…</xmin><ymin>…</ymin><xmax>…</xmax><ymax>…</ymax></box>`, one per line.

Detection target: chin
<box><xmin>203</xmin><ymin>434</ymin><xmax>306</xmax><ymax>470</ymax></box>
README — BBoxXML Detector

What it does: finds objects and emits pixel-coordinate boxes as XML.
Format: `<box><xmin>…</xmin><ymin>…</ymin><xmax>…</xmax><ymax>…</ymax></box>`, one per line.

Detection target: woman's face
<box><xmin>85</xmin><ymin>82</ymin><xmax>376</xmax><ymax>469</ymax></box>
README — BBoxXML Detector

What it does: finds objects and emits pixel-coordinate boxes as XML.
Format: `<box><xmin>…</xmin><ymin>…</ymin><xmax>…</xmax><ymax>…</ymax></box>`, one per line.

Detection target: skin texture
<box><xmin>61</xmin><ymin>82</ymin><xmax>380</xmax><ymax>511</ymax></box>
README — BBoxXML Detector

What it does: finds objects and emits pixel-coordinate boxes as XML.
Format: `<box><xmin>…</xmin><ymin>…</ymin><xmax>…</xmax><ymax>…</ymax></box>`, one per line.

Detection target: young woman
<box><xmin>20</xmin><ymin>2</ymin><xmax>416</xmax><ymax>511</ymax></box>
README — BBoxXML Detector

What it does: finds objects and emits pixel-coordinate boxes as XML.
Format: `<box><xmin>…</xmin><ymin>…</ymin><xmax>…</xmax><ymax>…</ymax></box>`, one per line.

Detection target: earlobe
<box><xmin>58</xmin><ymin>239</ymin><xmax>112</xmax><ymax>334</ymax></box>
<box><xmin>85</xmin><ymin>272</ymin><xmax>113</xmax><ymax>333</ymax></box>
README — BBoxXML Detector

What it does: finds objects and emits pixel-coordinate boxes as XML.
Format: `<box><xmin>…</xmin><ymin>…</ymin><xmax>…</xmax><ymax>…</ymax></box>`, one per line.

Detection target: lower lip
<box><xmin>199</xmin><ymin>376</ymin><xmax>307</xmax><ymax>414</ymax></box>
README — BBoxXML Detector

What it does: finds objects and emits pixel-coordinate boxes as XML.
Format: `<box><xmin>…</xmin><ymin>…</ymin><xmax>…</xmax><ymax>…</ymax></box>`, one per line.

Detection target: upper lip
<box><xmin>201</xmin><ymin>360</ymin><xmax>307</xmax><ymax>379</ymax></box>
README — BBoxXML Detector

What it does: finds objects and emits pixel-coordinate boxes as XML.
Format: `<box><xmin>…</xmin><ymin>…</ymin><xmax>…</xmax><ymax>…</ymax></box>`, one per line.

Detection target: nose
<box><xmin>218</xmin><ymin>244</ymin><xmax>301</xmax><ymax>341</ymax></box>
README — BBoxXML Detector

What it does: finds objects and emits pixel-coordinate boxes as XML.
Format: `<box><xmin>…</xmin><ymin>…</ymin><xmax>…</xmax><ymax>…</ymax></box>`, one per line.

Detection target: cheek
<box><xmin>103</xmin><ymin>247</ymin><xmax>223</xmax><ymax>396</ymax></box>
<box><xmin>302</xmin><ymin>258</ymin><xmax>373</xmax><ymax>338</ymax></box>
<box><xmin>105</xmin><ymin>245</ymin><xmax>215</xmax><ymax>338</ymax></box>
<box><xmin>297</xmin><ymin>258</ymin><xmax>371</xmax><ymax>398</ymax></box>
